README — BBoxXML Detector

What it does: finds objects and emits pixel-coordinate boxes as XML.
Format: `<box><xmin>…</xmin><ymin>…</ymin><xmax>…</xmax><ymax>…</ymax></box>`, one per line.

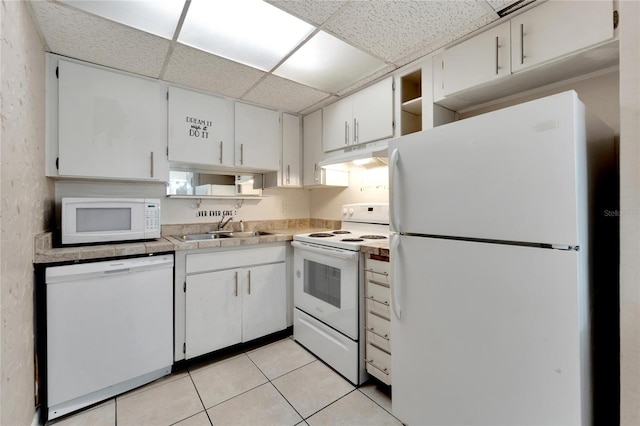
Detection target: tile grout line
<box><xmin>356</xmin><ymin>387</ymin><xmax>404</xmax><ymax>423</ymax></box>
<box><xmin>184</xmin><ymin>369</ymin><xmax>214</xmax><ymax>426</ymax></box>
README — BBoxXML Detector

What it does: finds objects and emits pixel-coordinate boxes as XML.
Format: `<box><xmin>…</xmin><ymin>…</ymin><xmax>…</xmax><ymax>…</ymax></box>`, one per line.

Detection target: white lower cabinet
<box><xmin>364</xmin><ymin>256</ymin><xmax>392</xmax><ymax>385</ymax></box>
<box><xmin>182</xmin><ymin>245</ymin><xmax>286</xmax><ymax>360</ymax></box>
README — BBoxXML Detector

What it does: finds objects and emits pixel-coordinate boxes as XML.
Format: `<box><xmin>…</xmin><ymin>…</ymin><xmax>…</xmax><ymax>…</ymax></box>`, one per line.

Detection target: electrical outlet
<box><xmin>282</xmin><ymin>201</ymin><xmax>290</xmax><ymax>213</ymax></box>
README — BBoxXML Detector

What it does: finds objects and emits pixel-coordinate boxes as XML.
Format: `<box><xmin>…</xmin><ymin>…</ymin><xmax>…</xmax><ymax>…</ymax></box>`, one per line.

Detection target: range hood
<box><xmin>319</xmin><ymin>139</ymin><xmax>389</xmax><ymax>171</ymax></box>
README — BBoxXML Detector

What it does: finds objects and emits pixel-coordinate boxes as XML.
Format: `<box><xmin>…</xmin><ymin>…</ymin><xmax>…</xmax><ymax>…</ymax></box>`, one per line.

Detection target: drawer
<box><xmin>186</xmin><ymin>246</ymin><xmax>285</xmax><ymax>274</ymax></box>
<box><xmin>367</xmin><ymin>298</ymin><xmax>390</xmax><ymax>319</ymax></box>
<box><xmin>366</xmin><ymin>280</ymin><xmax>390</xmax><ymax>306</ymax></box>
<box><xmin>366</xmin><ymin>361</ymin><xmax>392</xmax><ymax>386</ymax></box>
<box><xmin>366</xmin><ymin>330</ymin><xmax>390</xmax><ymax>353</ymax></box>
<box><xmin>365</xmin><ymin>257</ymin><xmax>390</xmax><ymax>275</ymax></box>
<box><xmin>366</xmin><ymin>341</ymin><xmax>391</xmax><ymax>374</ymax></box>
<box><xmin>366</xmin><ymin>311</ymin><xmax>390</xmax><ymax>339</ymax></box>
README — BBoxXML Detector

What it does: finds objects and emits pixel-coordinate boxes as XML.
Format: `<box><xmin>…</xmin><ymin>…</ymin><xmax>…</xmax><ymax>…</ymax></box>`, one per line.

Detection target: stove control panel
<box><xmin>341</xmin><ymin>203</ymin><xmax>389</xmax><ymax>224</ymax></box>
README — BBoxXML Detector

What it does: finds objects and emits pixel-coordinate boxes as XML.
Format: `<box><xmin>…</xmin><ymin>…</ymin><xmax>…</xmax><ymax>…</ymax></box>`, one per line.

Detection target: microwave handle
<box><xmin>291</xmin><ymin>241</ymin><xmax>359</xmax><ymax>261</ymax></box>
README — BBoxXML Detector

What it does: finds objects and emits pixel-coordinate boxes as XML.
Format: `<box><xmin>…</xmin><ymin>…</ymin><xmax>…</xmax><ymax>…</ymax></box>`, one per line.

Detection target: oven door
<box><xmin>292</xmin><ymin>241</ymin><xmax>359</xmax><ymax>339</ymax></box>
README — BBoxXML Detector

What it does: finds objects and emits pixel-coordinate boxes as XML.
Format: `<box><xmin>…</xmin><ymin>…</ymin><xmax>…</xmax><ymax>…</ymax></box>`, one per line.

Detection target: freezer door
<box><xmin>391</xmin><ymin>235</ymin><xmax>589</xmax><ymax>425</ymax></box>
<box><xmin>389</xmin><ymin>91</ymin><xmax>583</xmax><ymax>246</ymax></box>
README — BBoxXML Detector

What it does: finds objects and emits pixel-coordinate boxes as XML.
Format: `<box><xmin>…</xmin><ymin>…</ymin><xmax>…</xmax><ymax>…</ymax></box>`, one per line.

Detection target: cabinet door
<box><xmin>352</xmin><ymin>77</ymin><xmax>394</xmax><ymax>145</ymax></box>
<box><xmin>443</xmin><ymin>22</ymin><xmax>510</xmax><ymax>96</ymax></box>
<box><xmin>511</xmin><ymin>0</ymin><xmax>613</xmax><ymax>73</ymax></box>
<box><xmin>241</xmin><ymin>263</ymin><xmax>286</xmax><ymax>342</ymax></box>
<box><xmin>234</xmin><ymin>103</ymin><xmax>281</xmax><ymax>170</ymax></box>
<box><xmin>303</xmin><ymin>109</ymin><xmax>323</xmax><ymax>186</ymax></box>
<box><xmin>282</xmin><ymin>113</ymin><xmax>301</xmax><ymax>187</ymax></box>
<box><xmin>185</xmin><ymin>269</ymin><xmax>242</xmax><ymax>359</ymax></box>
<box><xmin>322</xmin><ymin>98</ymin><xmax>352</xmax><ymax>152</ymax></box>
<box><xmin>58</xmin><ymin>60</ymin><xmax>168</xmax><ymax>181</ymax></box>
<box><xmin>168</xmin><ymin>86</ymin><xmax>234</xmax><ymax>167</ymax></box>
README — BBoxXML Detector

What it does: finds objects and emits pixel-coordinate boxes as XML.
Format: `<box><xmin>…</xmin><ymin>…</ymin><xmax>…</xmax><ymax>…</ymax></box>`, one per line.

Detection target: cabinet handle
<box><xmin>520</xmin><ymin>23</ymin><xmax>525</xmax><ymax>65</ymax></box>
<box><xmin>354</xmin><ymin>118</ymin><xmax>358</xmax><ymax>143</ymax></box>
<box><xmin>240</xmin><ymin>144</ymin><xmax>244</xmax><ymax>165</ymax></box>
<box><xmin>495</xmin><ymin>36</ymin><xmax>499</xmax><ymax>75</ymax></box>
<box><xmin>150</xmin><ymin>151</ymin><xmax>154</xmax><ymax>178</ymax></box>
<box><xmin>286</xmin><ymin>164</ymin><xmax>291</xmax><ymax>184</ymax></box>
<box><xmin>234</xmin><ymin>271</ymin><xmax>238</xmax><ymax>297</ymax></box>
<box><xmin>247</xmin><ymin>270</ymin><xmax>251</xmax><ymax>295</ymax></box>
<box><xmin>344</xmin><ymin>121</ymin><xmax>348</xmax><ymax>145</ymax></box>
<box><xmin>314</xmin><ymin>163</ymin><xmax>319</xmax><ymax>182</ymax></box>
<box><xmin>219</xmin><ymin>141</ymin><xmax>223</xmax><ymax>164</ymax></box>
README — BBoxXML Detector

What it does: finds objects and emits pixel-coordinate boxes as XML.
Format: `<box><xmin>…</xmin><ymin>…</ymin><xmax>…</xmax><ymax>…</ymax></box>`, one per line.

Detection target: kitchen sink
<box><xmin>171</xmin><ymin>233</ymin><xmax>232</xmax><ymax>241</ymax></box>
<box><xmin>221</xmin><ymin>230</ymin><xmax>274</xmax><ymax>238</ymax></box>
<box><xmin>171</xmin><ymin>230</ymin><xmax>273</xmax><ymax>241</ymax></box>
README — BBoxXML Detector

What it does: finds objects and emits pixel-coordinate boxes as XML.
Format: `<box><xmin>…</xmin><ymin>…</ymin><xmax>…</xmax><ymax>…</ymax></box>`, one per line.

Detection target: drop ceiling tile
<box><xmin>394</xmin><ymin>13</ymin><xmax>496</xmax><ymax>68</ymax></box>
<box><xmin>30</xmin><ymin>1</ymin><xmax>170</xmax><ymax>78</ymax></box>
<box><xmin>242</xmin><ymin>75</ymin><xmax>331</xmax><ymax>114</ymax></box>
<box><xmin>265</xmin><ymin>0</ymin><xmax>348</xmax><ymax>26</ymax></box>
<box><xmin>324</xmin><ymin>0</ymin><xmax>497</xmax><ymax>64</ymax></box>
<box><xmin>164</xmin><ymin>43</ymin><xmax>266</xmax><ymax>99</ymax></box>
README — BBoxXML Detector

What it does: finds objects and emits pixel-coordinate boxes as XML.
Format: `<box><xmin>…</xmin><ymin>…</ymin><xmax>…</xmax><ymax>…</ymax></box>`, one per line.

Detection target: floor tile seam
<box><xmin>356</xmin><ymin>387</ymin><xmax>402</xmax><ymax>422</ymax></box>
<box><xmin>256</xmin><ymin>357</ymin><xmax>319</xmax><ymax>382</ymax></box>
<box><xmin>300</xmin><ymin>388</ymin><xmax>360</xmax><ymax>421</ymax></box>
<box><xmin>185</xmin><ymin>369</ymin><xmax>214</xmax><ymax>425</ymax></box>
<box><xmin>185</xmin><ymin>351</ymin><xmax>247</xmax><ymax>375</ymax></box>
<box><xmin>167</xmin><ymin>409</ymin><xmax>211</xmax><ymax>426</ymax></box>
<box><xmin>267</xmin><ymin>377</ymin><xmax>306</xmax><ymax>424</ymax></box>
<box><xmin>193</xmin><ymin>375</ymin><xmax>271</xmax><ymax>411</ymax></box>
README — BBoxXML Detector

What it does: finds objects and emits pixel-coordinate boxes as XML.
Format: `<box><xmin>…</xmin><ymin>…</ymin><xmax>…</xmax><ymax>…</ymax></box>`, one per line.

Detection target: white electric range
<box><xmin>292</xmin><ymin>203</ymin><xmax>389</xmax><ymax>385</ymax></box>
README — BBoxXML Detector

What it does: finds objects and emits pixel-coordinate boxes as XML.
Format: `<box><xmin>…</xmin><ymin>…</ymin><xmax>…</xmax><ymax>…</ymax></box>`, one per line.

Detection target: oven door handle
<box><xmin>291</xmin><ymin>241</ymin><xmax>359</xmax><ymax>261</ymax></box>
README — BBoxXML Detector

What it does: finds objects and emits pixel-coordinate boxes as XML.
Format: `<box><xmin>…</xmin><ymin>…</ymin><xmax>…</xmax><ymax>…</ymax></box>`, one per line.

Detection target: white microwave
<box><xmin>61</xmin><ymin>197</ymin><xmax>161</xmax><ymax>245</ymax></box>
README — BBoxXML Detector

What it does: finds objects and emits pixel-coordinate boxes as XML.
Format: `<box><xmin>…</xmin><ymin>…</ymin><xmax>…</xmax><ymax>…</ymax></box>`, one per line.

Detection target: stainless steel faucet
<box><xmin>218</xmin><ymin>215</ymin><xmax>233</xmax><ymax>230</ymax></box>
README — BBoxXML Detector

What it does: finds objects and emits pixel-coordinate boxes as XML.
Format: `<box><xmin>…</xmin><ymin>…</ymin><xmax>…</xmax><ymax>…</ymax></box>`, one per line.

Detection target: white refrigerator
<box><xmin>388</xmin><ymin>91</ymin><xmax>617</xmax><ymax>425</ymax></box>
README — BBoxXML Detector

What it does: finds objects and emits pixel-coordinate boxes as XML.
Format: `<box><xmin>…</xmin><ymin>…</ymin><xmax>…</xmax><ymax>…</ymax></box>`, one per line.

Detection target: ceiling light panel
<box><xmin>57</xmin><ymin>0</ymin><xmax>184</xmax><ymax>39</ymax></box>
<box><xmin>179</xmin><ymin>0</ymin><xmax>315</xmax><ymax>71</ymax></box>
<box><xmin>274</xmin><ymin>30</ymin><xmax>387</xmax><ymax>93</ymax></box>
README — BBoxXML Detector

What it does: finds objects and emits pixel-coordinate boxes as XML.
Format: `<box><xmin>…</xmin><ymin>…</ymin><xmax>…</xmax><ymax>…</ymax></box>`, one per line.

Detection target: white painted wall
<box><xmin>619</xmin><ymin>1</ymin><xmax>640</xmax><ymax>423</ymax></box>
<box><xmin>0</xmin><ymin>1</ymin><xmax>54</xmax><ymax>424</ymax></box>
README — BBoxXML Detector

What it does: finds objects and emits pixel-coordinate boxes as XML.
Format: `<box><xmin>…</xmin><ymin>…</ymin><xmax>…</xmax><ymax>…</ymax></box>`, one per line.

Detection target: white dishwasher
<box><xmin>45</xmin><ymin>254</ymin><xmax>174</xmax><ymax>420</ymax></box>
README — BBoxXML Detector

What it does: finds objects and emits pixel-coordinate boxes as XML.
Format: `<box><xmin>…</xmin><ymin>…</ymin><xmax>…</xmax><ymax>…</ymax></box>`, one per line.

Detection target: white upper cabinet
<box><xmin>352</xmin><ymin>76</ymin><xmax>394</xmax><ymax>144</ymax></box>
<box><xmin>441</xmin><ymin>22</ymin><xmax>511</xmax><ymax>96</ymax></box>
<box><xmin>323</xmin><ymin>76</ymin><xmax>394</xmax><ymax>152</ymax></box>
<box><xmin>234</xmin><ymin>102</ymin><xmax>281</xmax><ymax>171</ymax></box>
<box><xmin>322</xmin><ymin>97</ymin><xmax>354</xmax><ymax>152</ymax></box>
<box><xmin>281</xmin><ymin>113</ymin><xmax>302</xmax><ymax>187</ymax></box>
<box><xmin>168</xmin><ymin>86</ymin><xmax>234</xmax><ymax>167</ymax></box>
<box><xmin>511</xmin><ymin>0</ymin><xmax>614</xmax><ymax>73</ymax></box>
<box><xmin>56</xmin><ymin>60</ymin><xmax>168</xmax><ymax>181</ymax></box>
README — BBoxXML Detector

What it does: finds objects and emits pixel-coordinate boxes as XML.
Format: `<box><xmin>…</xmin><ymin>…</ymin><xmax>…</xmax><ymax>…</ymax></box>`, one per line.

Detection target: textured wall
<box><xmin>619</xmin><ymin>1</ymin><xmax>640</xmax><ymax>424</ymax></box>
<box><xmin>1</xmin><ymin>0</ymin><xmax>54</xmax><ymax>424</ymax></box>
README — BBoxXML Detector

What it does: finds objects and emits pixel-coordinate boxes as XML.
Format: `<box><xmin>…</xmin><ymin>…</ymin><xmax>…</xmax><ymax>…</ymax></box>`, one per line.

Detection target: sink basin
<box><xmin>222</xmin><ymin>231</ymin><xmax>274</xmax><ymax>238</ymax></box>
<box><xmin>171</xmin><ymin>233</ymin><xmax>232</xmax><ymax>241</ymax></box>
<box><xmin>171</xmin><ymin>230</ymin><xmax>273</xmax><ymax>241</ymax></box>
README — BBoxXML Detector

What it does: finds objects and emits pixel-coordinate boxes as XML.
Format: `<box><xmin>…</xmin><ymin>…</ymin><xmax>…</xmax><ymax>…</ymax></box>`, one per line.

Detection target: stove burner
<box><xmin>342</xmin><ymin>238</ymin><xmax>365</xmax><ymax>242</ymax></box>
<box><xmin>360</xmin><ymin>235</ymin><xmax>388</xmax><ymax>240</ymax></box>
<box><xmin>308</xmin><ymin>233</ymin><xmax>334</xmax><ymax>238</ymax></box>
<box><xmin>332</xmin><ymin>230</ymin><xmax>351</xmax><ymax>235</ymax></box>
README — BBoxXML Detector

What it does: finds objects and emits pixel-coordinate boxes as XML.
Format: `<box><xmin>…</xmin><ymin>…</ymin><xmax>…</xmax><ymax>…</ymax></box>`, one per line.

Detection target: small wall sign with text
<box><xmin>197</xmin><ymin>210</ymin><xmax>237</xmax><ymax>217</ymax></box>
<box><xmin>186</xmin><ymin>116</ymin><xmax>212</xmax><ymax>139</ymax></box>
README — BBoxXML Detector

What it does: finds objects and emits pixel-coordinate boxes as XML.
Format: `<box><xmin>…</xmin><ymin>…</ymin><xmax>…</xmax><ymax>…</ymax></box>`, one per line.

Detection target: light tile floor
<box><xmin>49</xmin><ymin>337</ymin><xmax>401</xmax><ymax>426</ymax></box>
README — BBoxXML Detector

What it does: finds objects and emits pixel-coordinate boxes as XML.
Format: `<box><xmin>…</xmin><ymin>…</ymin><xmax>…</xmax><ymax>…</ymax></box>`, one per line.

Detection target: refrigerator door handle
<box><xmin>389</xmin><ymin>148</ymin><xmax>400</xmax><ymax>233</ymax></box>
<box><xmin>390</xmin><ymin>233</ymin><xmax>402</xmax><ymax>320</ymax></box>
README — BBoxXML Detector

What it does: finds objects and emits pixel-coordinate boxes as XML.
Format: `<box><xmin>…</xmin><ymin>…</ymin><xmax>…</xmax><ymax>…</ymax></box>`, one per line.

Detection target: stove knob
<box><xmin>342</xmin><ymin>208</ymin><xmax>348</xmax><ymax>217</ymax></box>
<box><xmin>348</xmin><ymin>208</ymin><xmax>354</xmax><ymax>217</ymax></box>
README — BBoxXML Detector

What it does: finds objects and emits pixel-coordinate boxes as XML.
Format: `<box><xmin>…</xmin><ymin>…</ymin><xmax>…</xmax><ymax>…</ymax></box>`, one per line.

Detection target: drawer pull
<box><xmin>363</xmin><ymin>268</ymin><xmax>389</xmax><ymax>276</ymax></box>
<box><xmin>366</xmin><ymin>359</ymin><xmax>389</xmax><ymax>374</ymax></box>
<box><xmin>367</xmin><ymin>327</ymin><xmax>389</xmax><ymax>340</ymax></box>
<box><xmin>367</xmin><ymin>295</ymin><xmax>389</xmax><ymax>306</ymax></box>
<box><xmin>368</xmin><ymin>279</ymin><xmax>390</xmax><ymax>288</ymax></box>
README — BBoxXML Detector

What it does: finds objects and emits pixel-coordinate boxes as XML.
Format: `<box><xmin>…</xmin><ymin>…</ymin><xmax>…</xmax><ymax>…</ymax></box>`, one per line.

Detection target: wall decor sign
<box><xmin>185</xmin><ymin>116</ymin><xmax>213</xmax><ymax>139</ymax></box>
